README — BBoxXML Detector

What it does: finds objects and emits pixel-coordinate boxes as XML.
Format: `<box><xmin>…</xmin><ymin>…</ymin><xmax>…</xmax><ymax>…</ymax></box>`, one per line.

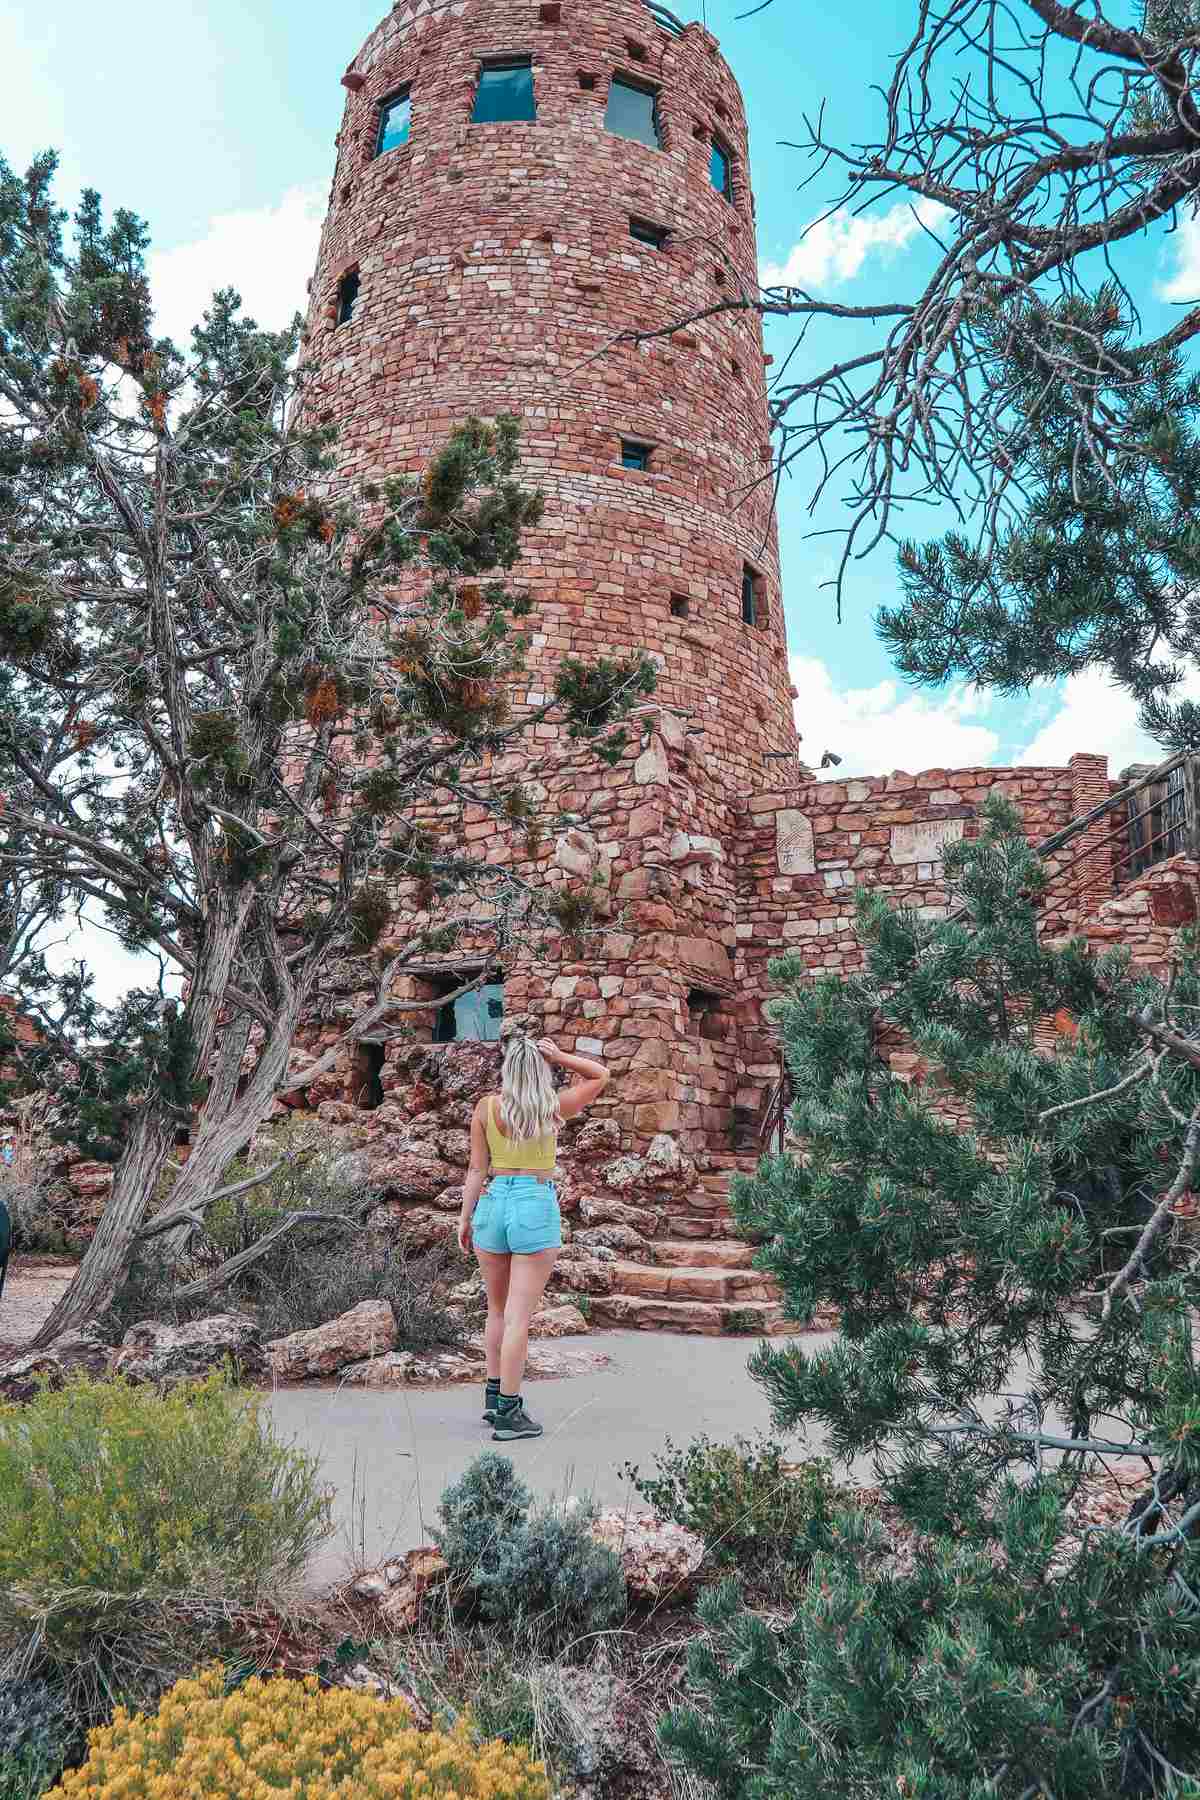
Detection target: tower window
<box><xmin>710</xmin><ymin>137</ymin><xmax>734</xmax><ymax>200</ymax></box>
<box><xmin>431</xmin><ymin>974</ymin><xmax>505</xmax><ymax>1043</ymax></box>
<box><xmin>473</xmin><ymin>59</ymin><xmax>536</xmax><ymax>124</ymax></box>
<box><xmin>352</xmin><ymin>1041</ymin><xmax>386</xmax><ymax>1110</ymax></box>
<box><xmin>336</xmin><ymin>270</ymin><xmax>360</xmax><ymax>326</ymax></box>
<box><xmin>742</xmin><ymin>563</ymin><xmax>763</xmax><ymax>626</ymax></box>
<box><xmin>687</xmin><ymin>988</ymin><xmax>721</xmax><ymax>1036</ymax></box>
<box><xmin>621</xmin><ymin>439</ymin><xmax>653</xmax><ymax>471</ymax></box>
<box><xmin>376</xmin><ymin>89</ymin><xmax>411</xmax><ymax>155</ymax></box>
<box><xmin>578</xmin><ymin>71</ymin><xmax>598</xmax><ymax>90</ymax></box>
<box><xmin>605</xmin><ymin>76</ymin><xmax>662</xmax><ymax>149</ymax></box>
<box><xmin>630</xmin><ymin>216</ymin><xmax>668</xmax><ymax>249</ymax></box>
<box><xmin>670</xmin><ymin>593</ymin><xmax>690</xmax><ymax>619</ymax></box>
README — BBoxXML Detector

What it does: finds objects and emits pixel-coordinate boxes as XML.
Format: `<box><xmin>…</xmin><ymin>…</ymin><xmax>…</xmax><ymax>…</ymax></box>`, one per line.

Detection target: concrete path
<box><xmin>265</xmin><ymin>1329</ymin><xmax>836</xmax><ymax>1589</ymax></box>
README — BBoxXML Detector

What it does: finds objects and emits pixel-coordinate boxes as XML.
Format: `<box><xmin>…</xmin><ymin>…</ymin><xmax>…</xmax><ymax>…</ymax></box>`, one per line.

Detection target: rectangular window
<box><xmin>630</xmin><ymin>216</ymin><xmax>668</xmax><ymax>249</ymax></box>
<box><xmin>605</xmin><ymin>76</ymin><xmax>662</xmax><ymax>148</ymax></box>
<box><xmin>472</xmin><ymin>59</ymin><xmax>536</xmax><ymax>123</ymax></box>
<box><xmin>670</xmin><ymin>593</ymin><xmax>690</xmax><ymax>619</ymax></box>
<box><xmin>376</xmin><ymin>89</ymin><xmax>411</xmax><ymax>155</ymax></box>
<box><xmin>431</xmin><ymin>974</ymin><xmax>504</xmax><ymax>1043</ymax></box>
<box><xmin>741</xmin><ymin>563</ymin><xmax>759</xmax><ymax>625</ymax></box>
<box><xmin>336</xmin><ymin>271</ymin><xmax>360</xmax><ymax>326</ymax></box>
<box><xmin>710</xmin><ymin>138</ymin><xmax>734</xmax><ymax>200</ymax></box>
<box><xmin>621</xmin><ymin>439</ymin><xmax>653</xmax><ymax>471</ymax></box>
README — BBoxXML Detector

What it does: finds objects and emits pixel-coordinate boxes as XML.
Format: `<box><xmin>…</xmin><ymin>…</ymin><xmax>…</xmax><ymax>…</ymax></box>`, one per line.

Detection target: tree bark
<box><xmin>26</xmin><ymin>1107</ymin><xmax>176</xmax><ymax>1347</ymax></box>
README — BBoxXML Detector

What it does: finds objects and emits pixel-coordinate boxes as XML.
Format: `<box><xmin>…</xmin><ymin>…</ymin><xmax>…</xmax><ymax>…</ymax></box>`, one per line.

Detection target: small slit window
<box><xmin>670</xmin><ymin>593</ymin><xmax>690</xmax><ymax>619</ymax></box>
<box><xmin>687</xmin><ymin>988</ymin><xmax>721</xmax><ymax>1037</ymax></box>
<box><xmin>353</xmin><ymin>1041</ymin><xmax>386</xmax><ymax>1110</ymax></box>
<box><xmin>605</xmin><ymin>76</ymin><xmax>662</xmax><ymax>148</ymax></box>
<box><xmin>621</xmin><ymin>439</ymin><xmax>653</xmax><ymax>471</ymax></box>
<box><xmin>742</xmin><ymin>563</ymin><xmax>762</xmax><ymax>626</ymax></box>
<box><xmin>710</xmin><ymin>137</ymin><xmax>734</xmax><ymax>200</ymax></box>
<box><xmin>630</xmin><ymin>216</ymin><xmax>668</xmax><ymax>249</ymax></box>
<box><xmin>336</xmin><ymin>270</ymin><xmax>360</xmax><ymax>326</ymax></box>
<box><xmin>376</xmin><ymin>89</ymin><xmax>411</xmax><ymax>155</ymax></box>
<box><xmin>473</xmin><ymin>59</ymin><xmax>536</xmax><ymax>123</ymax></box>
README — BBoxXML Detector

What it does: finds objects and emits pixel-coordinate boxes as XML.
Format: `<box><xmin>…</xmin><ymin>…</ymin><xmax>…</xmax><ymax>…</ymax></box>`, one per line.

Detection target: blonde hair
<box><xmin>499</xmin><ymin>1036</ymin><xmax>560</xmax><ymax>1143</ymax></box>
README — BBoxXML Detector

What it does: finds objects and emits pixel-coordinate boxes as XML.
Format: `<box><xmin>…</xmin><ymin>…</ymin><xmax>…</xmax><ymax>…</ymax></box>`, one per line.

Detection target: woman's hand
<box><xmin>457</xmin><ymin>1209</ymin><xmax>473</xmax><ymax>1254</ymax></box>
<box><xmin>537</xmin><ymin>1036</ymin><xmax>562</xmax><ymax>1065</ymax></box>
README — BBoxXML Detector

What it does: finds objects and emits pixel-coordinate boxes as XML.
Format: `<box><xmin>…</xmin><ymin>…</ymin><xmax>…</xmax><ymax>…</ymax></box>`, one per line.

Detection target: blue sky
<box><xmin>3</xmin><ymin>0</ymin><xmax>1197</xmax><ymax>792</ymax></box>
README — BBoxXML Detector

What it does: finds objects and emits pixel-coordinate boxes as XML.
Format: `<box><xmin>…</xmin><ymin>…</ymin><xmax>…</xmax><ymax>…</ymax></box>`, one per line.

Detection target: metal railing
<box><xmin>1035</xmin><ymin>750</ymin><xmax>1198</xmax><ymax>914</ymax></box>
<box><xmin>645</xmin><ymin>0</ymin><xmax>688</xmax><ymax>34</ymax></box>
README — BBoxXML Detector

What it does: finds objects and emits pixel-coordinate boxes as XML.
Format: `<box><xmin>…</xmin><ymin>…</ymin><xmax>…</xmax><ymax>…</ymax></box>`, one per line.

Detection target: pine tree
<box><xmin>662</xmin><ymin>798</ymin><xmax>1200</xmax><ymax>1797</ymax></box>
<box><xmin>0</xmin><ymin>152</ymin><xmax>654</xmax><ymax>1341</ymax></box>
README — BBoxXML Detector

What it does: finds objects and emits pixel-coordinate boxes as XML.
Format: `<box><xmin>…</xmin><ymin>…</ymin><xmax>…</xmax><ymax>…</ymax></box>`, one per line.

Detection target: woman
<box><xmin>458</xmin><ymin>1034</ymin><xmax>609</xmax><ymax>1440</ymax></box>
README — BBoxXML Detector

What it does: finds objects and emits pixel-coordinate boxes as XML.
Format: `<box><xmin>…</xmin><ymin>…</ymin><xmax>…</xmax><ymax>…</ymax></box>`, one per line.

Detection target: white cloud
<box><xmin>1015</xmin><ymin>667</ymin><xmax>1197</xmax><ymax>773</ymax></box>
<box><xmin>761</xmin><ymin>198</ymin><xmax>950</xmax><ymax>292</ymax></box>
<box><xmin>148</xmin><ymin>184</ymin><xmax>325</xmax><ymax>347</ymax></box>
<box><xmin>790</xmin><ymin>653</ymin><xmax>1001</xmax><ymax>777</ymax></box>
<box><xmin>1158</xmin><ymin>212</ymin><xmax>1200</xmax><ymax>303</ymax></box>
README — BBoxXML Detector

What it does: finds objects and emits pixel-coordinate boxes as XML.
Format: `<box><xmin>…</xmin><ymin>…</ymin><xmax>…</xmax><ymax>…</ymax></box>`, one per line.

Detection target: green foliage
<box><xmin>434</xmin><ymin>1455</ymin><xmax>626</xmax><ymax>1649</ymax></box>
<box><xmin>0</xmin><ymin>1679</ymin><xmax>79</xmax><ymax>1800</ymax></box>
<box><xmin>554</xmin><ymin>655</ymin><xmax>657</xmax><ymax>762</ymax></box>
<box><xmin>0</xmin><ymin>1373</ymin><xmax>330</xmax><ymax>1721</ymax></box>
<box><xmin>623</xmin><ymin>1435</ymin><xmax>837</xmax><ymax>1572</ymax></box>
<box><xmin>882</xmin><ymin>287</ymin><xmax>1200</xmax><ymax>750</ymax></box>
<box><xmin>660</xmin><ymin>800</ymin><xmax>1200</xmax><ymax>1796</ymax></box>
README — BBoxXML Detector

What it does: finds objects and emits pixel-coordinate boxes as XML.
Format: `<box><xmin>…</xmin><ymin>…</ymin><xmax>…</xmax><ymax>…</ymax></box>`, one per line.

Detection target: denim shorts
<box><xmin>472</xmin><ymin>1175</ymin><xmax>562</xmax><ymax>1255</ymax></box>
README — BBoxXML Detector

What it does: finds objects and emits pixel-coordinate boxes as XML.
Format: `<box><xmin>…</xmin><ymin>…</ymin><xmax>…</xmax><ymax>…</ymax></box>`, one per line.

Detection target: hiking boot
<box><xmin>492</xmin><ymin>1399</ymin><xmax>543</xmax><ymax>1441</ymax></box>
<box><xmin>483</xmin><ymin>1385</ymin><xmax>501</xmax><ymax>1426</ymax></box>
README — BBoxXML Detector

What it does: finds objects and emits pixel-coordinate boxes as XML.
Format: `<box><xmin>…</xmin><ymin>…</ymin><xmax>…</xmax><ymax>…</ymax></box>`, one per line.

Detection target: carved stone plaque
<box><xmin>776</xmin><ymin>809</ymin><xmax>815</xmax><ymax>875</ymax></box>
<box><xmin>888</xmin><ymin>818</ymin><xmax>965</xmax><ymax>865</ymax></box>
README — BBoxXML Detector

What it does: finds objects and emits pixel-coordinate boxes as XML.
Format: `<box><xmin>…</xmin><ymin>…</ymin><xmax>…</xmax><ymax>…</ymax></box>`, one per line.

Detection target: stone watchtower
<box><xmin>303</xmin><ymin>0</ymin><xmax>798</xmax><ymax>1162</ymax></box>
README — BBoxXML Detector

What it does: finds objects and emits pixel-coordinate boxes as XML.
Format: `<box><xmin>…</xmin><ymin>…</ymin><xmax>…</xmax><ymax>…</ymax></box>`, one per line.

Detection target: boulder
<box><xmin>549</xmin><ymin>1256</ymin><xmax>615</xmax><ymax>1298</ymax></box>
<box><xmin>341</xmin><ymin>1347</ymin><xmax>485</xmax><ymax>1387</ymax></box>
<box><xmin>267</xmin><ymin>1298</ymin><xmax>397</xmax><ymax>1380</ymax></box>
<box><xmin>529</xmin><ymin>1303</ymin><xmax>589</xmax><ymax>1338</ymax></box>
<box><xmin>646</xmin><ymin>1132</ymin><xmax>691</xmax><ymax>1180</ymax></box>
<box><xmin>365</xmin><ymin>1148</ymin><xmax>458</xmax><ymax>1199</ymax></box>
<box><xmin>574</xmin><ymin>1224</ymin><xmax>647</xmax><ymax>1255</ymax></box>
<box><xmin>578</xmin><ymin>1196</ymin><xmax>659</xmax><ymax>1235</ymax></box>
<box><xmin>572</xmin><ymin>1118</ymin><xmax>622</xmax><ymax>1162</ymax></box>
<box><xmin>341</xmin><ymin>1546</ymin><xmax>449</xmax><ymax>1639</ymax></box>
<box><xmin>113</xmin><ymin>1313</ymin><xmax>266</xmax><ymax>1387</ymax></box>
<box><xmin>0</xmin><ymin>1329</ymin><xmax>111</xmax><ymax>1402</ymax></box>
<box><xmin>589</xmin><ymin>1510</ymin><xmax>705</xmax><ymax>1603</ymax></box>
<box><xmin>367</xmin><ymin>1204</ymin><xmax>450</xmax><ymax>1248</ymax></box>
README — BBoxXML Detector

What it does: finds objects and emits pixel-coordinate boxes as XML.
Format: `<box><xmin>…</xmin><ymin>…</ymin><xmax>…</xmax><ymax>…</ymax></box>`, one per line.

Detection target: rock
<box><xmin>365</xmin><ymin>1149</ymin><xmax>458</xmax><ymax>1200</ymax></box>
<box><xmin>113</xmin><ymin>1313</ymin><xmax>266</xmax><ymax>1387</ymax></box>
<box><xmin>267</xmin><ymin>1298</ymin><xmax>397</xmax><ymax>1380</ymax></box>
<box><xmin>571</xmin><ymin>1117</ymin><xmax>622</xmax><ymax>1160</ymax></box>
<box><xmin>316</xmin><ymin>1101</ymin><xmax>356</xmax><ymax>1126</ymax></box>
<box><xmin>589</xmin><ymin>1511</ymin><xmax>705</xmax><ymax>1602</ymax></box>
<box><xmin>646</xmin><ymin>1132</ymin><xmax>690</xmax><ymax>1179</ymax></box>
<box><xmin>339</xmin><ymin>1546</ymin><xmax>449</xmax><ymax>1640</ymax></box>
<box><xmin>529</xmin><ymin>1303</ymin><xmax>589</xmax><ymax>1338</ymax></box>
<box><xmin>575</xmin><ymin>1224</ymin><xmax>648</xmax><ymax>1254</ymax></box>
<box><xmin>578</xmin><ymin>1195</ymin><xmax>659</xmax><ymax>1234</ymax></box>
<box><xmin>549</xmin><ymin>1663</ymin><xmax>653</xmax><ymax>1791</ymax></box>
<box><xmin>367</xmin><ymin>1204</ymin><xmax>450</xmax><ymax>1248</ymax></box>
<box><xmin>0</xmin><ymin>1328</ymin><xmax>111</xmax><ymax>1402</ymax></box>
<box><xmin>432</xmin><ymin>1129</ymin><xmax>471</xmax><ymax>1167</ymax></box>
<box><xmin>341</xmin><ymin>1347</ymin><xmax>486</xmax><ymax>1387</ymax></box>
<box><xmin>549</xmin><ymin>1256</ymin><xmax>615</xmax><ymax>1297</ymax></box>
<box><xmin>599</xmin><ymin>1153</ymin><xmax>651</xmax><ymax>1193</ymax></box>
<box><xmin>525</xmin><ymin>1344</ymin><xmax>611</xmax><ymax>1379</ymax></box>
<box><xmin>336</xmin><ymin>1663</ymin><xmax>432</xmax><ymax>1729</ymax></box>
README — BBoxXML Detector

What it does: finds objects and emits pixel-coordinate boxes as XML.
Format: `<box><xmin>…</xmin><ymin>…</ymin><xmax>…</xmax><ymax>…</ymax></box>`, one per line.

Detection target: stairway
<box><xmin>587</xmin><ymin>1237</ymin><xmax>794</xmax><ymax>1336</ymax></box>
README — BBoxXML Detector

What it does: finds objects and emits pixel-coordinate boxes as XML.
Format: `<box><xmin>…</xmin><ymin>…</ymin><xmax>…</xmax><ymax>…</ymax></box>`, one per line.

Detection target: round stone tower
<box><xmin>304</xmin><ymin>0</ymin><xmax>800</xmax><ymax>1159</ymax></box>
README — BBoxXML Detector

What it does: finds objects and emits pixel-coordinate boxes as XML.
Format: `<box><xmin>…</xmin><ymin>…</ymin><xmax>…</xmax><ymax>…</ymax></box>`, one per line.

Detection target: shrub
<box><xmin>0</xmin><ymin>1374</ymin><xmax>330</xmax><ymax>1720</ymax></box>
<box><xmin>44</xmin><ymin>1665</ymin><xmax>550</xmax><ymax>1798</ymax></box>
<box><xmin>104</xmin><ymin>1143</ymin><xmax>468</xmax><ymax>1351</ymax></box>
<box><xmin>0</xmin><ymin>1678</ymin><xmax>79</xmax><ymax>1800</ymax></box>
<box><xmin>434</xmin><ymin>1454</ymin><xmax>626</xmax><ymax>1648</ymax></box>
<box><xmin>0</xmin><ymin>1099</ymin><xmax>72</xmax><ymax>1256</ymax></box>
<box><xmin>624</xmin><ymin>1434</ymin><xmax>838</xmax><ymax>1571</ymax></box>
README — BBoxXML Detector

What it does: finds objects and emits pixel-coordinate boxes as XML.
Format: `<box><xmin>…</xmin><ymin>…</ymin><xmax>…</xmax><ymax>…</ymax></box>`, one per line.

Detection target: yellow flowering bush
<box><xmin>46</xmin><ymin>1666</ymin><xmax>550</xmax><ymax>1798</ymax></box>
<box><xmin>0</xmin><ymin>1375</ymin><xmax>329</xmax><ymax>1717</ymax></box>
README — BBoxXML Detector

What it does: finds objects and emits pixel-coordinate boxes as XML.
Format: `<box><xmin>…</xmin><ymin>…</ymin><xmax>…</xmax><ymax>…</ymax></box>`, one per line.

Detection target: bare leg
<box><xmin>475</xmin><ymin>1247</ymin><xmax>512</xmax><ymax>1381</ymax></box>
<box><xmin>500</xmin><ymin>1248</ymin><xmax>559</xmax><ymax>1394</ymax></box>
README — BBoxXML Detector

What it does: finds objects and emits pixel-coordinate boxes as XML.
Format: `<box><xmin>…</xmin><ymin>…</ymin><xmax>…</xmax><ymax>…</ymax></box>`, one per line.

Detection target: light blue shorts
<box><xmin>472</xmin><ymin>1175</ymin><xmax>562</xmax><ymax>1255</ymax></box>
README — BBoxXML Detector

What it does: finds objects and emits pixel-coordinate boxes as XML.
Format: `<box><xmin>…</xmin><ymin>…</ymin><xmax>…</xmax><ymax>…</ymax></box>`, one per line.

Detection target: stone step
<box><xmin>588</xmin><ymin>1293</ymin><xmax>793</xmax><ymax>1336</ymax></box>
<box><xmin>610</xmin><ymin>1259</ymin><xmax>777</xmax><ymax>1304</ymax></box>
<box><xmin>651</xmin><ymin>1239</ymin><xmax>757</xmax><ymax>1269</ymax></box>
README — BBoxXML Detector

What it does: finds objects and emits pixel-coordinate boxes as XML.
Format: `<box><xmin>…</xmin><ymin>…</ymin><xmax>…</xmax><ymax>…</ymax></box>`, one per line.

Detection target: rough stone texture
<box><xmin>529</xmin><ymin>1302</ymin><xmax>590</xmax><ymax>1338</ymax></box>
<box><xmin>0</xmin><ymin>1328</ymin><xmax>111</xmax><ymax>1401</ymax></box>
<box><xmin>267</xmin><ymin>1298</ymin><xmax>398</xmax><ymax>1380</ymax></box>
<box><xmin>589</xmin><ymin>1509</ymin><xmax>706</xmax><ymax>1601</ymax></box>
<box><xmin>113</xmin><ymin>1314</ymin><xmax>266</xmax><ymax>1386</ymax></box>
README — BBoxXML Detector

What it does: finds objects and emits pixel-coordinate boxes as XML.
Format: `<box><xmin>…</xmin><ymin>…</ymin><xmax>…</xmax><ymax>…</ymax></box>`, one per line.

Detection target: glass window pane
<box><xmin>453</xmin><ymin>984</ymin><xmax>504</xmax><ymax>1042</ymax></box>
<box><xmin>473</xmin><ymin>63</ymin><xmax>536</xmax><ymax>124</ymax></box>
<box><xmin>742</xmin><ymin>566</ymin><xmax>757</xmax><ymax>624</ymax></box>
<box><xmin>711</xmin><ymin>140</ymin><xmax>733</xmax><ymax>198</ymax></box>
<box><xmin>605</xmin><ymin>78</ymin><xmax>661</xmax><ymax>148</ymax></box>
<box><xmin>337</xmin><ymin>272</ymin><xmax>360</xmax><ymax>326</ymax></box>
<box><xmin>622</xmin><ymin>441</ymin><xmax>651</xmax><ymax>470</ymax></box>
<box><xmin>377</xmin><ymin>92</ymin><xmax>411</xmax><ymax>154</ymax></box>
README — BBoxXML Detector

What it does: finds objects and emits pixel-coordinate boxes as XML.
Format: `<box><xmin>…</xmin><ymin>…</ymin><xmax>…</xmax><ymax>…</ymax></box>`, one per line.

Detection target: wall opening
<box><xmin>336</xmin><ymin>270</ymin><xmax>360</xmax><ymax>326</ymax></box>
<box><xmin>376</xmin><ymin>89</ymin><xmax>411</xmax><ymax>155</ymax></box>
<box><xmin>630</xmin><ymin>216</ymin><xmax>668</xmax><ymax>249</ymax></box>
<box><xmin>353</xmin><ymin>1041</ymin><xmax>386</xmax><ymax>1110</ymax></box>
<box><xmin>687</xmin><ymin>988</ymin><xmax>721</xmax><ymax>1036</ymax></box>
<box><xmin>431</xmin><ymin>973</ymin><xmax>505</xmax><ymax>1043</ymax></box>
<box><xmin>473</xmin><ymin>60</ymin><xmax>536</xmax><ymax>124</ymax></box>
<box><xmin>741</xmin><ymin>563</ymin><xmax>766</xmax><ymax>627</ymax></box>
<box><xmin>670</xmin><ymin>593</ymin><xmax>690</xmax><ymax>619</ymax></box>
<box><xmin>606</xmin><ymin>76</ymin><xmax>662</xmax><ymax>148</ymax></box>
<box><xmin>710</xmin><ymin>137</ymin><xmax>734</xmax><ymax>201</ymax></box>
<box><xmin>621</xmin><ymin>438</ymin><xmax>653</xmax><ymax>471</ymax></box>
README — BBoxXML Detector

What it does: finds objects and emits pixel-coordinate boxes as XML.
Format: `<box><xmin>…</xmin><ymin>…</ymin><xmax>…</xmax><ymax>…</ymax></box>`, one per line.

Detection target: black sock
<box><xmin>498</xmin><ymin>1391</ymin><xmax>520</xmax><ymax>1413</ymax></box>
<box><xmin>485</xmin><ymin>1378</ymin><xmax>501</xmax><ymax>1401</ymax></box>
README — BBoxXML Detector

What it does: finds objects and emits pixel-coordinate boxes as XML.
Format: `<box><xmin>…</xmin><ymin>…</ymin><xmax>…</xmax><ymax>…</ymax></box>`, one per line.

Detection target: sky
<box><xmin>1</xmin><ymin>0</ymin><xmax>1196</xmax><ymax>995</ymax></box>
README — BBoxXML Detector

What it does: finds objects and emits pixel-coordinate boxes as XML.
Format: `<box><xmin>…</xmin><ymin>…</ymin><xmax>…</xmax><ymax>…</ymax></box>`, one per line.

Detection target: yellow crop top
<box><xmin>485</xmin><ymin>1096</ymin><xmax>557</xmax><ymax>1172</ymax></box>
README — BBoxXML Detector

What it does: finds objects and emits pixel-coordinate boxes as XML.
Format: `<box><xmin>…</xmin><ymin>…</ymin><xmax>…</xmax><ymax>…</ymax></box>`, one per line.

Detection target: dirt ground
<box><xmin>0</xmin><ymin>1255</ymin><xmax>78</xmax><ymax>1357</ymax></box>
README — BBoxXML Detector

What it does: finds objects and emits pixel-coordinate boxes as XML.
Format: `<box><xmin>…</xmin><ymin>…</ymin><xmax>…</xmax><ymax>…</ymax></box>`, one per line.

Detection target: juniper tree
<box><xmin>0</xmin><ymin>152</ymin><xmax>653</xmax><ymax>1343</ymax></box>
<box><xmin>661</xmin><ymin>798</ymin><xmax>1200</xmax><ymax>1798</ymax></box>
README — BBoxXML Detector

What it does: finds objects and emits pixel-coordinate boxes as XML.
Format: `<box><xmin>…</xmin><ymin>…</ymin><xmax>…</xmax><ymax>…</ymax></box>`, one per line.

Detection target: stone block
<box><xmin>888</xmin><ymin>818</ymin><xmax>966</xmax><ymax>864</ymax></box>
<box><xmin>776</xmin><ymin>809</ymin><xmax>815</xmax><ymax>874</ymax></box>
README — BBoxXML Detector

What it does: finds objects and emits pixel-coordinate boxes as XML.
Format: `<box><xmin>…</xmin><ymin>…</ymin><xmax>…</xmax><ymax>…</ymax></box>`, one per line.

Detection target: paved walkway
<box><xmin>265</xmin><ymin>1329</ymin><xmax>837</xmax><ymax>1589</ymax></box>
